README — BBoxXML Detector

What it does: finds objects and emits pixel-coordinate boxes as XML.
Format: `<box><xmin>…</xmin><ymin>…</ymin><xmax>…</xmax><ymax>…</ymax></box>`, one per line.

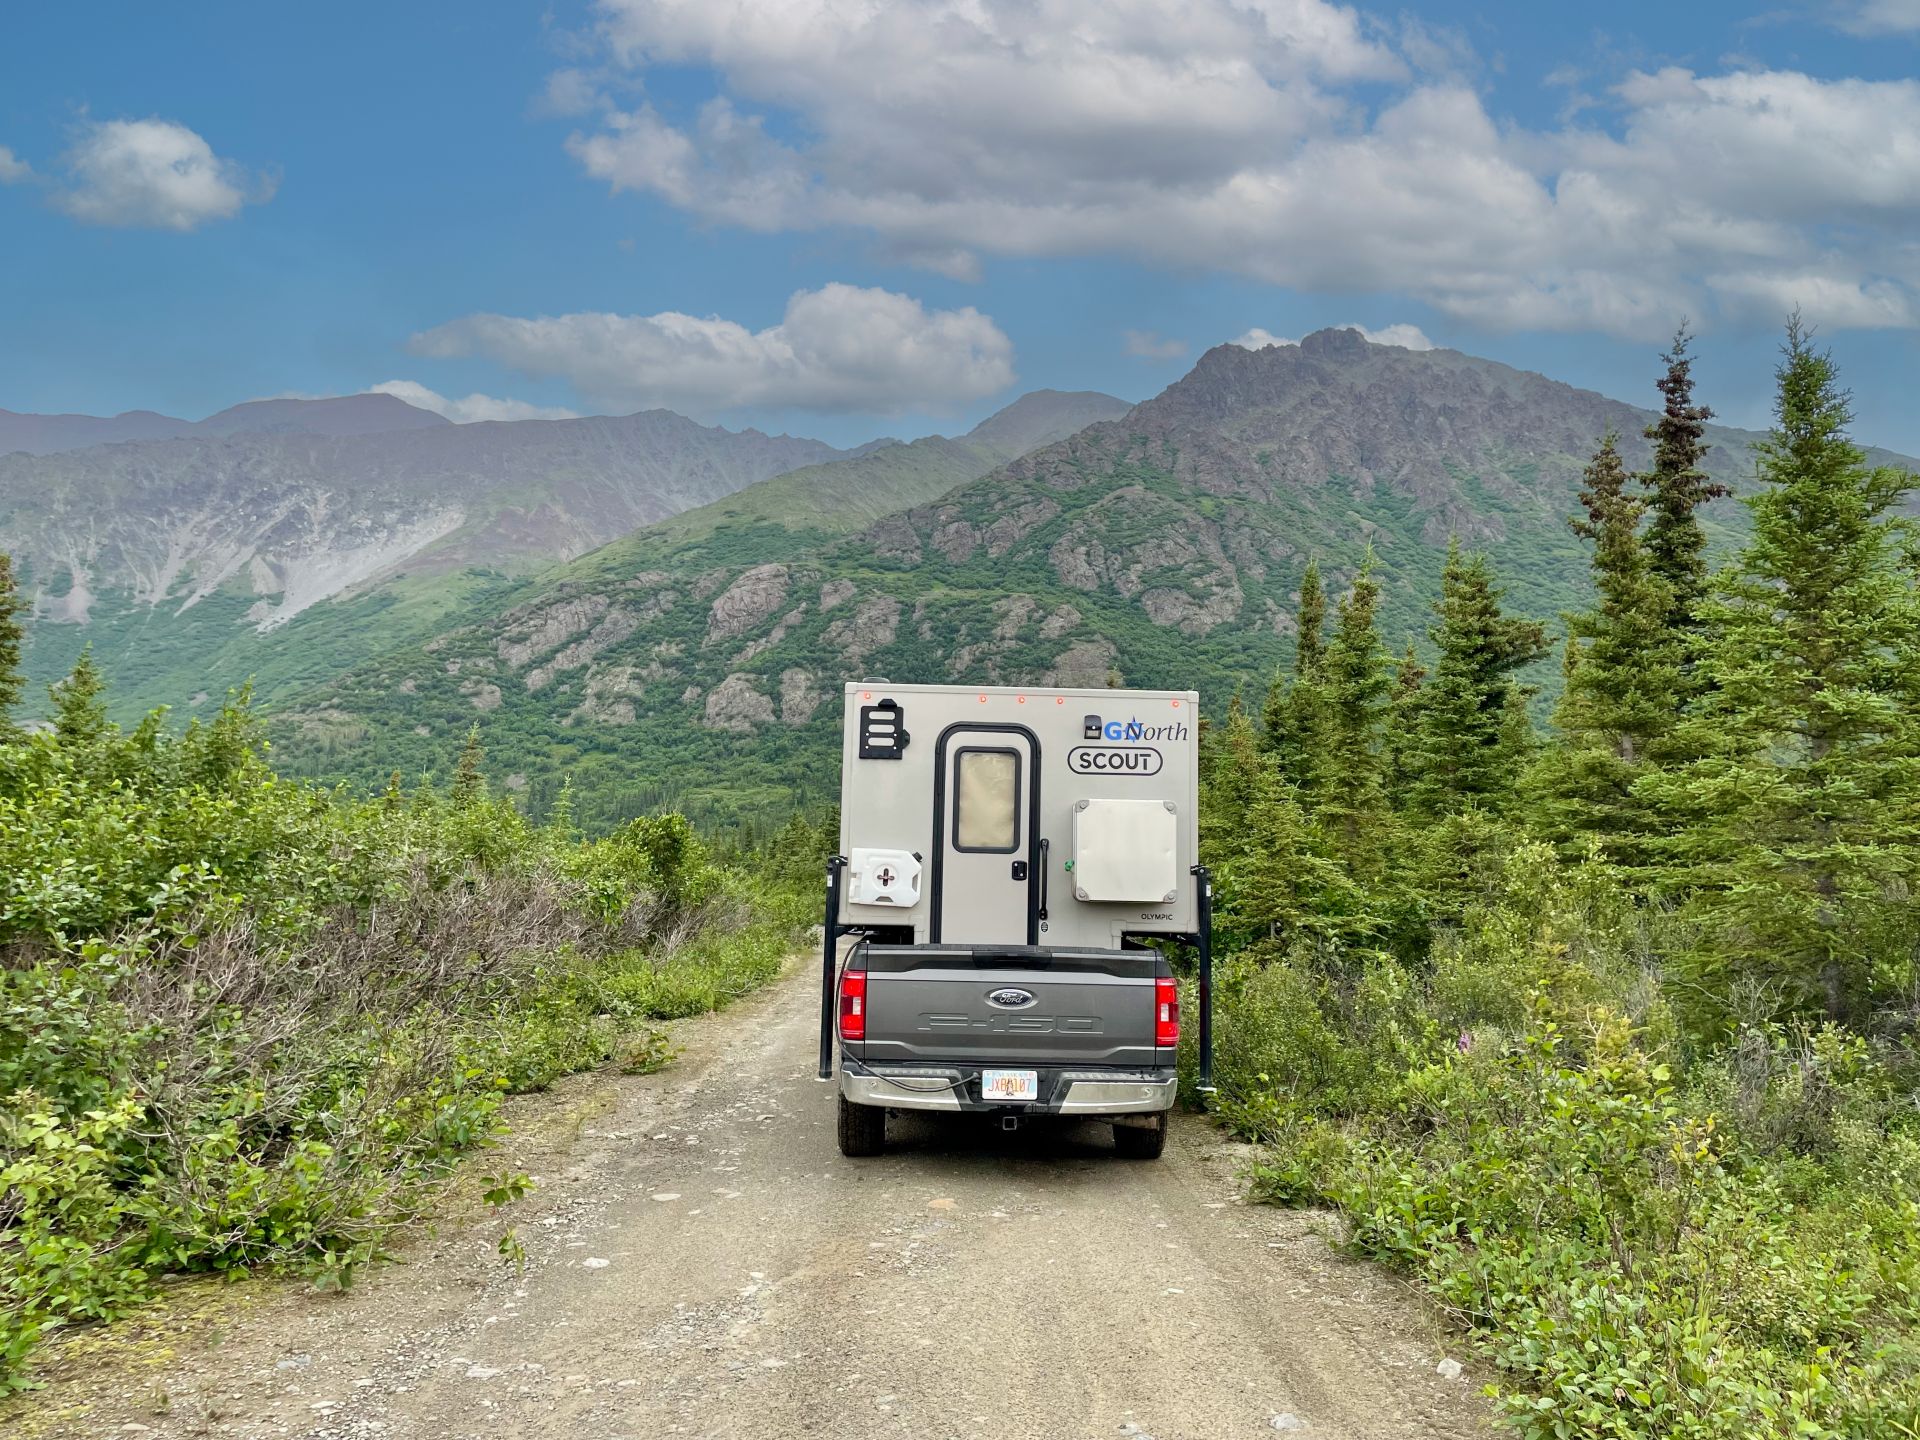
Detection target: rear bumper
<box><xmin>839</xmin><ymin>1058</ymin><xmax>1176</xmax><ymax>1115</ymax></box>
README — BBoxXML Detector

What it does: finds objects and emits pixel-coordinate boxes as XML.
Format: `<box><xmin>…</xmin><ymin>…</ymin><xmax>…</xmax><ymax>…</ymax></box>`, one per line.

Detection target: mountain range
<box><xmin>256</xmin><ymin>328</ymin><xmax>1920</xmax><ymax>828</ymax></box>
<box><xmin>0</xmin><ymin>392</ymin><xmax>452</xmax><ymax>456</ymax></box>
<box><xmin>0</xmin><ymin>389</ymin><xmax>1128</xmax><ymax>718</ymax></box>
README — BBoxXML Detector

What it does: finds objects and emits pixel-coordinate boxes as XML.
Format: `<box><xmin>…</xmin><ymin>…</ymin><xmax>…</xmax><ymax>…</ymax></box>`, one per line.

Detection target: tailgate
<box><xmin>852</xmin><ymin>945</ymin><xmax>1164</xmax><ymax>1067</ymax></box>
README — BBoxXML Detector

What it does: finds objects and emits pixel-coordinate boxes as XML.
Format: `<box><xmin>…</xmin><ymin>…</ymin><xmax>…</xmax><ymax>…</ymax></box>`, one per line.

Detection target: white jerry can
<box><xmin>847</xmin><ymin>847</ymin><xmax>922</xmax><ymax>907</ymax></box>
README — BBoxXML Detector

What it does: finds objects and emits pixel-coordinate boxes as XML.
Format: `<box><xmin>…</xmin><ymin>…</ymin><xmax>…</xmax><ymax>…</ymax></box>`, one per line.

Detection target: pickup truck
<box><xmin>817</xmin><ymin>682</ymin><xmax>1213</xmax><ymax>1158</ymax></box>
<box><xmin>833</xmin><ymin>941</ymin><xmax>1179</xmax><ymax>1157</ymax></box>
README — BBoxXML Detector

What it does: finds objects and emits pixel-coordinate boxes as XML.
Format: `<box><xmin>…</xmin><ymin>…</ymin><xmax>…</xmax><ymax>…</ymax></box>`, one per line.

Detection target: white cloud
<box><xmin>1233</xmin><ymin>328</ymin><xmax>1292</xmax><ymax>349</ymax></box>
<box><xmin>533</xmin><ymin>67</ymin><xmax>605</xmax><ymax>118</ymax></box>
<box><xmin>54</xmin><ymin>119</ymin><xmax>271</xmax><ymax>230</ymax></box>
<box><xmin>0</xmin><ymin>146</ymin><xmax>31</xmax><ymax>184</ymax></box>
<box><xmin>560</xmin><ymin>2</ymin><xmax>1920</xmax><ymax>338</ymax></box>
<box><xmin>369</xmin><ymin>380</ymin><xmax>581</xmax><ymax>424</ymax></box>
<box><xmin>410</xmin><ymin>282</ymin><xmax>1015</xmax><ymax>415</ymax></box>
<box><xmin>1830</xmin><ymin>0</ymin><xmax>1920</xmax><ymax>34</ymax></box>
<box><xmin>1231</xmin><ymin>322</ymin><xmax>1434</xmax><ymax>350</ymax></box>
<box><xmin>1123</xmin><ymin>329</ymin><xmax>1188</xmax><ymax>360</ymax></box>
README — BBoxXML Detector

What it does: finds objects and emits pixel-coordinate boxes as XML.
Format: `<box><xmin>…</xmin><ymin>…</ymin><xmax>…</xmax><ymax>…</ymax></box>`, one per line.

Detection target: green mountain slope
<box><xmin>272</xmin><ymin>330</ymin><xmax>1916</xmax><ymax>828</ymax></box>
<box><xmin>10</xmin><ymin>390</ymin><xmax>1129</xmax><ymax>727</ymax></box>
<box><xmin>4</xmin><ymin>406</ymin><xmax>853</xmax><ymax>720</ymax></box>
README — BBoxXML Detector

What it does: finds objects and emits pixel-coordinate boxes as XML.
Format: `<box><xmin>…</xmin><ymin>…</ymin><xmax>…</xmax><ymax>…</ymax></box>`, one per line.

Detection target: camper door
<box><xmin>934</xmin><ymin>727</ymin><xmax>1038</xmax><ymax>945</ymax></box>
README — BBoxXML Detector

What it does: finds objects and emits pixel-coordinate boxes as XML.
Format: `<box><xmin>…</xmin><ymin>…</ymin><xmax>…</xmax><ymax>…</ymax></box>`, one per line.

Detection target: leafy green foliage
<box><xmin>0</xmin><ymin>663</ymin><xmax>812</xmax><ymax>1388</ymax></box>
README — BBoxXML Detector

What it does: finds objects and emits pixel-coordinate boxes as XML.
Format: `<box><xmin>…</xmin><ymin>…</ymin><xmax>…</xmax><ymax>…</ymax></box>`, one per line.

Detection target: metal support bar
<box><xmin>1192</xmin><ymin>863</ymin><xmax>1216</xmax><ymax>1096</ymax></box>
<box><xmin>817</xmin><ymin>855</ymin><xmax>847</xmax><ymax>1081</ymax></box>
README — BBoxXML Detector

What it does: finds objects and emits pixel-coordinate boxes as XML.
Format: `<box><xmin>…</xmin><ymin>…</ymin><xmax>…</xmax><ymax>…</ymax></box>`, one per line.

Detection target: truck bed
<box><xmin>844</xmin><ymin>943</ymin><xmax>1169</xmax><ymax>1071</ymax></box>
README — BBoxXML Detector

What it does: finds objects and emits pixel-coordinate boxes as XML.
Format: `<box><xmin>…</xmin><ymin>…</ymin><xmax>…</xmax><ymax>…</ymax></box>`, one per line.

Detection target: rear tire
<box><xmin>838</xmin><ymin>1094</ymin><xmax>886</xmax><ymax>1157</ymax></box>
<box><xmin>1113</xmin><ymin>1113</ymin><xmax>1168</xmax><ymax>1160</ymax></box>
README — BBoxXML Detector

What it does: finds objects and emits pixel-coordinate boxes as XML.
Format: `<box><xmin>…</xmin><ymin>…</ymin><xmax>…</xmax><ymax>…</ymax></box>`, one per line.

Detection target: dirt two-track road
<box><xmin>22</xmin><ymin>961</ymin><xmax>1491</xmax><ymax>1440</ymax></box>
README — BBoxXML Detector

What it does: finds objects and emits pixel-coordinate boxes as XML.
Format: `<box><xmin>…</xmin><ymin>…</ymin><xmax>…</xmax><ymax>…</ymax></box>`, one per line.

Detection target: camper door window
<box><xmin>953</xmin><ymin>748</ymin><xmax>1021</xmax><ymax>853</ymax></box>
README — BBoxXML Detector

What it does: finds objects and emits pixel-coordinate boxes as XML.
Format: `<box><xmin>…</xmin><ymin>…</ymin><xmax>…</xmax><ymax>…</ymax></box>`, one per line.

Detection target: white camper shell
<box><xmin>817</xmin><ymin>682</ymin><xmax>1215</xmax><ymax>1160</ymax></box>
<box><xmin>833</xmin><ymin>681</ymin><xmax>1200</xmax><ymax>946</ymax></box>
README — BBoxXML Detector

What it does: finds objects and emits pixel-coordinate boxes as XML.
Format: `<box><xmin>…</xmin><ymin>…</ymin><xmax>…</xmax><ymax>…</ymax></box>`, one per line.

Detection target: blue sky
<box><xmin>2</xmin><ymin>1</ymin><xmax>1917</xmax><ymax>452</ymax></box>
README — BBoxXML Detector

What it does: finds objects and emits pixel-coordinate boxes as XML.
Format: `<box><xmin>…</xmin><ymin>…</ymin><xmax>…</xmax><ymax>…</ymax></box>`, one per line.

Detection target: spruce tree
<box><xmin>1314</xmin><ymin>550</ymin><xmax>1391</xmax><ymax>872</ymax></box>
<box><xmin>1533</xmin><ymin>432</ymin><xmax>1680</xmax><ymax>861</ymax></box>
<box><xmin>50</xmin><ymin>646</ymin><xmax>110</xmax><ymax>747</ymax></box>
<box><xmin>1264</xmin><ymin>558</ymin><xmax>1329</xmax><ymax>790</ymax></box>
<box><xmin>1201</xmin><ymin>689</ymin><xmax>1268</xmax><ymax>867</ymax></box>
<box><xmin>1646</xmin><ymin>320</ymin><xmax>1920</xmax><ymax>1025</ymax></box>
<box><xmin>0</xmin><ymin>553</ymin><xmax>24</xmax><ymax>731</ymax></box>
<box><xmin>452</xmin><ymin>724</ymin><xmax>487</xmax><ymax>807</ymax></box>
<box><xmin>547</xmin><ymin>774</ymin><xmax>578</xmax><ymax>843</ymax></box>
<box><xmin>1201</xmin><ymin>686</ymin><xmax>1346</xmax><ymax>945</ymax></box>
<box><xmin>1405</xmin><ymin>542</ymin><xmax>1548</xmax><ymax>817</ymax></box>
<box><xmin>1381</xmin><ymin>641</ymin><xmax>1426</xmax><ymax>809</ymax></box>
<box><xmin>1640</xmin><ymin>325</ymin><xmax>1727</xmax><ymax>632</ymax></box>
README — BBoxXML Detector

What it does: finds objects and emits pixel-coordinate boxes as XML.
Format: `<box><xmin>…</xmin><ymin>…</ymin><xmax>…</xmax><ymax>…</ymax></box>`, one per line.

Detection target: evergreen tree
<box><xmin>50</xmin><ymin>646</ymin><xmax>111</xmax><ymax>746</ymax></box>
<box><xmin>1263</xmin><ymin>558</ymin><xmax>1329</xmax><ymax>790</ymax></box>
<box><xmin>1646</xmin><ymin>320</ymin><xmax>1920</xmax><ymax>1025</ymax></box>
<box><xmin>1201</xmin><ymin>689</ymin><xmax>1268</xmax><ymax>866</ymax></box>
<box><xmin>1640</xmin><ymin>324</ymin><xmax>1727</xmax><ymax>632</ymax></box>
<box><xmin>546</xmin><ymin>773</ymin><xmax>578</xmax><ymax>843</ymax></box>
<box><xmin>1405</xmin><ymin>542</ymin><xmax>1548</xmax><ymax>817</ymax></box>
<box><xmin>1314</xmin><ymin>550</ymin><xmax>1391</xmax><ymax>872</ymax></box>
<box><xmin>1381</xmin><ymin>641</ymin><xmax>1426</xmax><ymax>809</ymax></box>
<box><xmin>1200</xmin><ymin>686</ymin><xmax>1347</xmax><ymax>947</ymax></box>
<box><xmin>452</xmin><ymin>724</ymin><xmax>487</xmax><ymax>807</ymax></box>
<box><xmin>1532</xmin><ymin>432</ymin><xmax>1680</xmax><ymax>861</ymax></box>
<box><xmin>0</xmin><ymin>553</ymin><xmax>25</xmax><ymax>731</ymax></box>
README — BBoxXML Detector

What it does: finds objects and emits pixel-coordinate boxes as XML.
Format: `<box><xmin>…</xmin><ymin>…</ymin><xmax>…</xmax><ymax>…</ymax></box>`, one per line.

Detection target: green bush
<box><xmin>0</xmin><ymin>693</ymin><xmax>813</xmax><ymax>1389</ymax></box>
<box><xmin>1219</xmin><ymin>850</ymin><xmax>1920</xmax><ymax>1439</ymax></box>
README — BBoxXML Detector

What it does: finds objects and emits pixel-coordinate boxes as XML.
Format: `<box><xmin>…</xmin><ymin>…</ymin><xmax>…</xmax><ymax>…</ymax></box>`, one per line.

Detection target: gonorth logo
<box><xmin>986</xmin><ymin>987</ymin><xmax>1036</xmax><ymax>1009</ymax></box>
<box><xmin>1069</xmin><ymin>746</ymin><xmax>1164</xmax><ymax>776</ymax></box>
<box><xmin>1081</xmin><ymin>714</ymin><xmax>1190</xmax><ymax>744</ymax></box>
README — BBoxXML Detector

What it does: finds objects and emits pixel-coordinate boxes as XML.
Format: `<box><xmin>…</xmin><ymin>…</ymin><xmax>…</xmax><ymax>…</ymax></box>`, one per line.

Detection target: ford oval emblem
<box><xmin>986</xmin><ymin>987</ymin><xmax>1036</xmax><ymax>1009</ymax></box>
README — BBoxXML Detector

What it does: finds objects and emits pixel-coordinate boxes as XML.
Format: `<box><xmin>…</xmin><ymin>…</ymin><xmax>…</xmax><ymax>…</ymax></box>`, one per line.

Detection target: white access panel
<box><xmin>1071</xmin><ymin>799</ymin><xmax>1179</xmax><ymax>903</ymax></box>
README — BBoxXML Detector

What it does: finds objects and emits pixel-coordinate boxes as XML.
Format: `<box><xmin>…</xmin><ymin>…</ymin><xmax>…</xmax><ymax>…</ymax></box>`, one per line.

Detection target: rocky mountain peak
<box><xmin>963</xmin><ymin>388</ymin><xmax>1132</xmax><ymax>457</ymax></box>
<box><xmin>1298</xmin><ymin>326</ymin><xmax>1374</xmax><ymax>359</ymax></box>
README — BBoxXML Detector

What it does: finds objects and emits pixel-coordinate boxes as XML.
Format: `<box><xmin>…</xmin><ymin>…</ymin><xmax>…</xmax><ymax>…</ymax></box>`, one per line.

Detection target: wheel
<box><xmin>838</xmin><ymin>1094</ymin><xmax>886</xmax><ymax>1157</ymax></box>
<box><xmin>1113</xmin><ymin>1113</ymin><xmax>1167</xmax><ymax>1160</ymax></box>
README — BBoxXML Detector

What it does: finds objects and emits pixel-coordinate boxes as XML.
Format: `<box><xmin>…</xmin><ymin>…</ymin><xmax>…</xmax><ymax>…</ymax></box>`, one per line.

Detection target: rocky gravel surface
<box><xmin>17</xmin><ymin>961</ymin><xmax>1490</xmax><ymax>1440</ymax></box>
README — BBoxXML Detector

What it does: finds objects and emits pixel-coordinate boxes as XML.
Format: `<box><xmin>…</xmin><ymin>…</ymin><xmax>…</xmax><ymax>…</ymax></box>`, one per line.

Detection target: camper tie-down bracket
<box><xmin>1192</xmin><ymin>860</ymin><xmax>1215</xmax><ymax>1096</ymax></box>
<box><xmin>817</xmin><ymin>854</ymin><xmax>847</xmax><ymax>1081</ymax></box>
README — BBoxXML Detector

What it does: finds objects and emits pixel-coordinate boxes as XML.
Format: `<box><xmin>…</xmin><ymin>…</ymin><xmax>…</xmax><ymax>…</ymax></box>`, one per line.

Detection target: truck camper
<box><xmin>817</xmin><ymin>681</ymin><xmax>1214</xmax><ymax>1158</ymax></box>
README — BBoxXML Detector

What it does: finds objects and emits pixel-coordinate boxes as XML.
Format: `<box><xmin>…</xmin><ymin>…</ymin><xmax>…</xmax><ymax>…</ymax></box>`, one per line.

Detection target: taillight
<box><xmin>1155</xmin><ymin>975</ymin><xmax>1179</xmax><ymax>1048</ymax></box>
<box><xmin>838</xmin><ymin>968</ymin><xmax>867</xmax><ymax>1042</ymax></box>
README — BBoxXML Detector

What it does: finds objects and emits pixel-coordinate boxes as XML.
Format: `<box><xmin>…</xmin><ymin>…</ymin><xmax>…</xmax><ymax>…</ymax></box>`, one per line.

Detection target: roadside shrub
<box><xmin>0</xmin><ymin>695</ymin><xmax>813</xmax><ymax>1388</ymax></box>
<box><xmin>1218</xmin><ymin>850</ymin><xmax>1920</xmax><ymax>1438</ymax></box>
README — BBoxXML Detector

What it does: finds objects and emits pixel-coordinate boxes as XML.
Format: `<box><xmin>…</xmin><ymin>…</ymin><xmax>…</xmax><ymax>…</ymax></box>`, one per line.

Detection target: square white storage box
<box><xmin>1071</xmin><ymin>798</ymin><xmax>1179</xmax><ymax>903</ymax></box>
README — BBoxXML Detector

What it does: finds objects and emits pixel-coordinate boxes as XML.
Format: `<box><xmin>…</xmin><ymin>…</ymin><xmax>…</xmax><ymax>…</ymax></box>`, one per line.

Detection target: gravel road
<box><xmin>22</xmin><ymin>960</ymin><xmax>1491</xmax><ymax>1440</ymax></box>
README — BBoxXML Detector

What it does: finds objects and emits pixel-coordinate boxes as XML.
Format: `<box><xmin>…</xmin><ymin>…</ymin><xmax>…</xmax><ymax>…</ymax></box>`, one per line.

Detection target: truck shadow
<box><xmin>879</xmin><ymin>1110</ymin><xmax>1151</xmax><ymax>1163</ymax></box>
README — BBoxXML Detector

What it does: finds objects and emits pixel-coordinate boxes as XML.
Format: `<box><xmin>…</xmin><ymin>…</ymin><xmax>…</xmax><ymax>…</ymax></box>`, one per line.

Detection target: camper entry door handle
<box><xmin>1010</xmin><ymin>860</ymin><xmax>1028</xmax><ymax>882</ymax></box>
<box><xmin>1035</xmin><ymin>838</ymin><xmax>1050</xmax><ymax>920</ymax></box>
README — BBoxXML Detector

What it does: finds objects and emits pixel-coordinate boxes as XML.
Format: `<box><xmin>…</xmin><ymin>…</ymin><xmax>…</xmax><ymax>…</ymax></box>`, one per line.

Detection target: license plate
<box><xmin>981</xmin><ymin>1069</ymin><xmax>1039</xmax><ymax>1102</ymax></box>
